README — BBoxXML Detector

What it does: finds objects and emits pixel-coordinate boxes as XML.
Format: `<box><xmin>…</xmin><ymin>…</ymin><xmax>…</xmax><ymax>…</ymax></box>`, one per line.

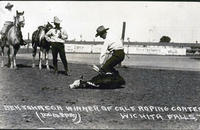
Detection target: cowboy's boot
<box><xmin>64</xmin><ymin>70</ymin><xmax>70</xmax><ymax>76</ymax></box>
<box><xmin>64</xmin><ymin>67</ymin><xmax>70</xmax><ymax>76</ymax></box>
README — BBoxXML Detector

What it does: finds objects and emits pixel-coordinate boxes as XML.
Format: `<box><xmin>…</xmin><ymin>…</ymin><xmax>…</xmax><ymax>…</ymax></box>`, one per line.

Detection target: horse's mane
<box><xmin>38</xmin><ymin>26</ymin><xmax>44</xmax><ymax>29</ymax></box>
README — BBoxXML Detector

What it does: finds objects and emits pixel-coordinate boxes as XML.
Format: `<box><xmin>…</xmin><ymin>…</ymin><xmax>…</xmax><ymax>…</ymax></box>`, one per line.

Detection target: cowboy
<box><xmin>0</xmin><ymin>3</ymin><xmax>15</xmax><ymax>41</ymax></box>
<box><xmin>45</xmin><ymin>16</ymin><xmax>69</xmax><ymax>76</ymax></box>
<box><xmin>3</xmin><ymin>3</ymin><xmax>15</xmax><ymax>21</ymax></box>
<box><xmin>95</xmin><ymin>25</ymin><xmax>125</xmax><ymax>75</ymax></box>
<box><xmin>1</xmin><ymin>3</ymin><xmax>26</xmax><ymax>46</ymax></box>
<box><xmin>69</xmin><ymin>25</ymin><xmax>126</xmax><ymax>89</ymax></box>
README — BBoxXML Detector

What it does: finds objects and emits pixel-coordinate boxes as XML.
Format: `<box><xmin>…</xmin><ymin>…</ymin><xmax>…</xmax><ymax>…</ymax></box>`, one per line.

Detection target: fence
<box><xmin>23</xmin><ymin>40</ymin><xmax>200</xmax><ymax>56</ymax></box>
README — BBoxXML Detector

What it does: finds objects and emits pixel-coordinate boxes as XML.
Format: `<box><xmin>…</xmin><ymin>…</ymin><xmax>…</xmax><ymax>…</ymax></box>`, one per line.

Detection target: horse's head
<box><xmin>15</xmin><ymin>10</ymin><xmax>25</xmax><ymax>28</ymax></box>
<box><xmin>44</xmin><ymin>22</ymin><xmax>53</xmax><ymax>33</ymax></box>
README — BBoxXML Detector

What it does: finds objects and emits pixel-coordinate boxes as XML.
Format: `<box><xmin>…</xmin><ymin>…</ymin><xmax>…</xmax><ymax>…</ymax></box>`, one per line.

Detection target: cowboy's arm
<box><xmin>45</xmin><ymin>29</ymin><xmax>53</xmax><ymax>42</ymax></box>
<box><xmin>59</xmin><ymin>29</ymin><xmax>68</xmax><ymax>42</ymax></box>
<box><xmin>99</xmin><ymin>40</ymin><xmax>108</xmax><ymax>66</ymax></box>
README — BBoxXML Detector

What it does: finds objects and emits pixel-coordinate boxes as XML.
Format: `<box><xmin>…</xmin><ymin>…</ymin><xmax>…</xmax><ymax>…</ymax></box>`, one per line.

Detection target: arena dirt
<box><xmin>0</xmin><ymin>58</ymin><xmax>200</xmax><ymax>129</ymax></box>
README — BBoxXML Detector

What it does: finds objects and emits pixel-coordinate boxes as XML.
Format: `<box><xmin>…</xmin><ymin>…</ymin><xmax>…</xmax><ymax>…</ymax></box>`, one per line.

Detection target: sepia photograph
<box><xmin>0</xmin><ymin>1</ymin><xmax>200</xmax><ymax>129</ymax></box>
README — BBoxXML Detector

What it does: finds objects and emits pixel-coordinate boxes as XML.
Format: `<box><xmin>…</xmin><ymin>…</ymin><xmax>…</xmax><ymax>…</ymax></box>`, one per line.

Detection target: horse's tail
<box><xmin>32</xmin><ymin>30</ymin><xmax>38</xmax><ymax>57</ymax></box>
<box><xmin>32</xmin><ymin>30</ymin><xmax>37</xmax><ymax>46</ymax></box>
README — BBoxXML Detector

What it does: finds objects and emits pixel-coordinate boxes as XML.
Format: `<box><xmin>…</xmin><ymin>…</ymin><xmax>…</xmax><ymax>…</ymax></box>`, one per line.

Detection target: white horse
<box><xmin>0</xmin><ymin>11</ymin><xmax>25</xmax><ymax>69</ymax></box>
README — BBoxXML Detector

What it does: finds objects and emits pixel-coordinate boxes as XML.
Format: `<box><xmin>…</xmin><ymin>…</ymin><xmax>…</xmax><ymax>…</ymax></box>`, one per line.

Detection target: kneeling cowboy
<box><xmin>1</xmin><ymin>3</ymin><xmax>26</xmax><ymax>45</ymax></box>
<box><xmin>45</xmin><ymin>16</ymin><xmax>69</xmax><ymax>76</ymax></box>
<box><xmin>95</xmin><ymin>25</ymin><xmax>125</xmax><ymax>74</ymax></box>
<box><xmin>69</xmin><ymin>26</ymin><xmax>125</xmax><ymax>89</ymax></box>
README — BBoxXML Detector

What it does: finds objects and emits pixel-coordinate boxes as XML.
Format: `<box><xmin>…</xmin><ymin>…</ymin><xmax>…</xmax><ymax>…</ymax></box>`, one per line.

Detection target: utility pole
<box><xmin>27</xmin><ymin>32</ymin><xmax>30</xmax><ymax>52</ymax></box>
<box><xmin>118</xmin><ymin>21</ymin><xmax>126</xmax><ymax>67</ymax></box>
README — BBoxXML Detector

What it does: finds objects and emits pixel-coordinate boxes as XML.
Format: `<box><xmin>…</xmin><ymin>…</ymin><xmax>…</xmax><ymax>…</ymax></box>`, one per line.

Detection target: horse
<box><xmin>32</xmin><ymin>22</ymin><xmax>53</xmax><ymax>70</ymax></box>
<box><xmin>0</xmin><ymin>10</ymin><xmax>25</xmax><ymax>69</ymax></box>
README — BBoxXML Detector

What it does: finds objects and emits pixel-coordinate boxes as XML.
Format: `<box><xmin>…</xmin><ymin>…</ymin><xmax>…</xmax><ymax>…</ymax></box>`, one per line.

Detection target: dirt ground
<box><xmin>0</xmin><ymin>53</ymin><xmax>200</xmax><ymax>129</ymax></box>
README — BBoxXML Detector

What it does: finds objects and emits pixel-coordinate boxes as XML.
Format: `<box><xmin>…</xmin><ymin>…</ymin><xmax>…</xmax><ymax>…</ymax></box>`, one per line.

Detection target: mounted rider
<box><xmin>0</xmin><ymin>3</ymin><xmax>26</xmax><ymax>45</ymax></box>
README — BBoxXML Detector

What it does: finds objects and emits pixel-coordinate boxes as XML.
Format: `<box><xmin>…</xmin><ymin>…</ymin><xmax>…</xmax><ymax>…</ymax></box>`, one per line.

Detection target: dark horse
<box><xmin>0</xmin><ymin>11</ymin><xmax>25</xmax><ymax>69</ymax></box>
<box><xmin>32</xmin><ymin>22</ymin><xmax>53</xmax><ymax>70</ymax></box>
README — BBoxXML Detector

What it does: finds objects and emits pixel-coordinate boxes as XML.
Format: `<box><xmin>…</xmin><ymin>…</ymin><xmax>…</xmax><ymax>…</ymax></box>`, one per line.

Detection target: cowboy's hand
<box><xmin>58</xmin><ymin>33</ymin><xmax>62</xmax><ymax>38</ymax></box>
<box><xmin>45</xmin><ymin>37</ymin><xmax>51</xmax><ymax>42</ymax></box>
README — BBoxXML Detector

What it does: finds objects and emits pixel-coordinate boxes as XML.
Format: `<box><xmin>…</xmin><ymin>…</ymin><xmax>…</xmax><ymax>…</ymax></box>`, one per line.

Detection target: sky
<box><xmin>0</xmin><ymin>1</ymin><xmax>200</xmax><ymax>43</ymax></box>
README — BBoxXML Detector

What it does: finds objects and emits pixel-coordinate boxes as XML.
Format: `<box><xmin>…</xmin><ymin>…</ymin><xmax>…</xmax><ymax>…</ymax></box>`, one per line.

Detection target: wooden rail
<box><xmin>64</xmin><ymin>41</ymin><xmax>200</xmax><ymax>48</ymax></box>
<box><xmin>24</xmin><ymin>40</ymin><xmax>200</xmax><ymax>51</ymax></box>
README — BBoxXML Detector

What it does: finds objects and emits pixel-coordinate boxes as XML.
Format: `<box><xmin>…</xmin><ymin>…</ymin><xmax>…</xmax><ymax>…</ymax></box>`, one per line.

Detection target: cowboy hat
<box><xmin>95</xmin><ymin>25</ymin><xmax>109</xmax><ymax>37</ymax></box>
<box><xmin>52</xmin><ymin>16</ymin><xmax>62</xmax><ymax>24</ymax></box>
<box><xmin>5</xmin><ymin>3</ymin><xmax>13</xmax><ymax>9</ymax></box>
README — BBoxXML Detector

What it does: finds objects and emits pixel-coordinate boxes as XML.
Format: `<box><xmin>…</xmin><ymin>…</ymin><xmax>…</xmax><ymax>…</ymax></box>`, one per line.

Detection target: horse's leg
<box><xmin>13</xmin><ymin>56</ymin><xmax>17</xmax><ymax>69</ymax></box>
<box><xmin>38</xmin><ymin>47</ymin><xmax>41</xmax><ymax>67</ymax></box>
<box><xmin>7</xmin><ymin>47</ymin><xmax>11</xmax><ymax>67</ymax></box>
<box><xmin>39</xmin><ymin>48</ymin><xmax>43</xmax><ymax>70</ymax></box>
<box><xmin>1</xmin><ymin>47</ymin><xmax>5</xmax><ymax>67</ymax></box>
<box><xmin>32</xmin><ymin>43</ymin><xmax>37</xmax><ymax>68</ymax></box>
<box><xmin>13</xmin><ymin>45</ymin><xmax>20</xmax><ymax>69</ymax></box>
<box><xmin>9</xmin><ymin>45</ymin><xmax>14</xmax><ymax>69</ymax></box>
<box><xmin>45</xmin><ymin>50</ymin><xmax>50</xmax><ymax>70</ymax></box>
<box><xmin>5</xmin><ymin>40</ymin><xmax>11</xmax><ymax>67</ymax></box>
<box><xmin>42</xmin><ymin>49</ymin><xmax>45</xmax><ymax>69</ymax></box>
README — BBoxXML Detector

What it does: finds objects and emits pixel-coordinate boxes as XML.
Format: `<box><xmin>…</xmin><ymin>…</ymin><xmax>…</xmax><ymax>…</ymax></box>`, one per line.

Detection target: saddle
<box><xmin>1</xmin><ymin>21</ymin><xmax>14</xmax><ymax>36</ymax></box>
<box><xmin>0</xmin><ymin>22</ymin><xmax>14</xmax><ymax>45</ymax></box>
<box><xmin>1</xmin><ymin>21</ymin><xmax>25</xmax><ymax>45</ymax></box>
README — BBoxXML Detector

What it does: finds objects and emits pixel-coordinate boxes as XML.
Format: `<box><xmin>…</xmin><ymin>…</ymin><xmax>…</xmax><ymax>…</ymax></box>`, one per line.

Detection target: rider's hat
<box><xmin>5</xmin><ymin>3</ymin><xmax>14</xmax><ymax>10</ymax></box>
<box><xmin>52</xmin><ymin>16</ymin><xmax>62</xmax><ymax>24</ymax></box>
<box><xmin>95</xmin><ymin>25</ymin><xmax>109</xmax><ymax>37</ymax></box>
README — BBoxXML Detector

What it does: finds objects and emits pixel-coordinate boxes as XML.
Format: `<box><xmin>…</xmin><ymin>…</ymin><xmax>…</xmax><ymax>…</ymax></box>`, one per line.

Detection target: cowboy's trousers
<box><xmin>51</xmin><ymin>42</ymin><xmax>68</xmax><ymax>72</ymax></box>
<box><xmin>101</xmin><ymin>49</ymin><xmax>125</xmax><ymax>73</ymax></box>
